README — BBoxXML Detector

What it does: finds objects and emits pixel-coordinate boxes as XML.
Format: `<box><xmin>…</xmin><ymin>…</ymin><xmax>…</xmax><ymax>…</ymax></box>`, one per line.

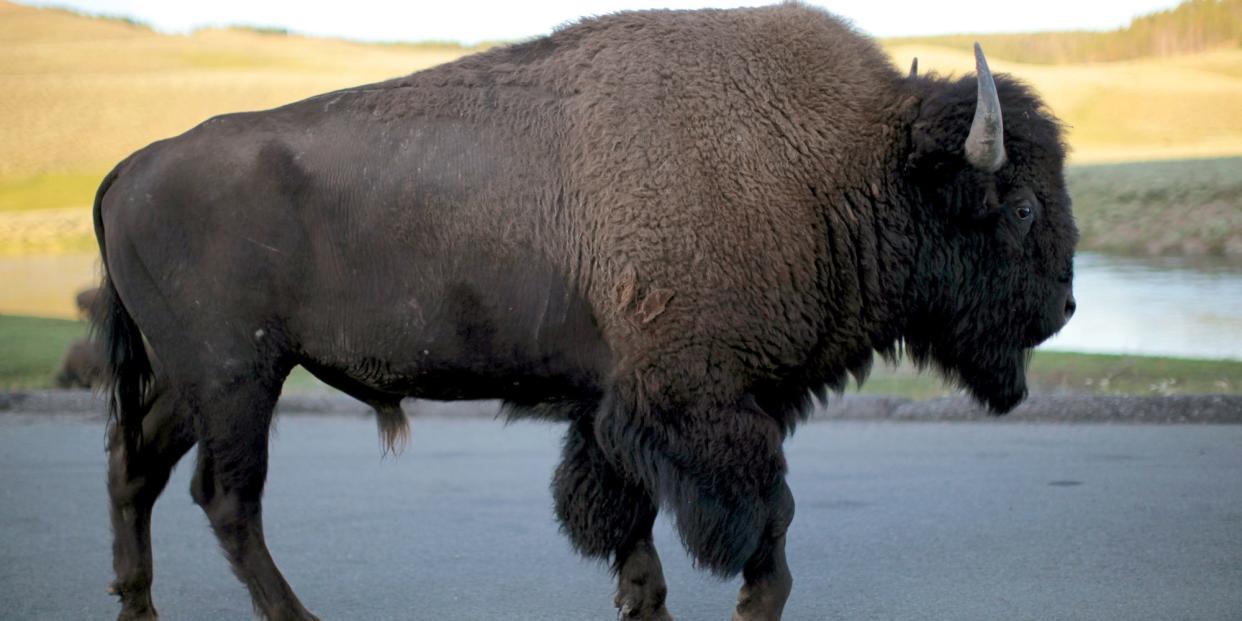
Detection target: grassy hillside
<box><xmin>0</xmin><ymin>1</ymin><xmax>471</xmax><ymax>183</ymax></box>
<box><xmin>881</xmin><ymin>44</ymin><xmax>1242</xmax><ymax>164</ymax></box>
<box><xmin>1067</xmin><ymin>157</ymin><xmax>1242</xmax><ymax>255</ymax></box>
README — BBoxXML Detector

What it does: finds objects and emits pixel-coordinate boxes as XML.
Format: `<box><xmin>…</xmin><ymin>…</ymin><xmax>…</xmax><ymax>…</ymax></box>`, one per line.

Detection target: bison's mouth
<box><xmin>1025</xmin><ymin>312</ymin><xmax>1069</xmax><ymax>348</ymax></box>
<box><xmin>1025</xmin><ymin>288</ymin><xmax>1076</xmax><ymax>347</ymax></box>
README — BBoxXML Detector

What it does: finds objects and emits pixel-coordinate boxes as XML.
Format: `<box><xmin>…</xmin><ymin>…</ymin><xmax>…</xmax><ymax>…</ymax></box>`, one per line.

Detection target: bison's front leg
<box><xmin>732</xmin><ymin>481</ymin><xmax>794</xmax><ymax>621</ymax></box>
<box><xmin>598</xmin><ymin>394</ymin><xmax>794</xmax><ymax>620</ymax></box>
<box><xmin>553</xmin><ymin>418</ymin><xmax>672</xmax><ymax>620</ymax></box>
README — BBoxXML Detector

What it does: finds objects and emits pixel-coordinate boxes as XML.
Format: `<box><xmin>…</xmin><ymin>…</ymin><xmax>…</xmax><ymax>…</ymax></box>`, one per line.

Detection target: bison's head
<box><xmin>901</xmin><ymin>45</ymin><xmax>1077</xmax><ymax>413</ymax></box>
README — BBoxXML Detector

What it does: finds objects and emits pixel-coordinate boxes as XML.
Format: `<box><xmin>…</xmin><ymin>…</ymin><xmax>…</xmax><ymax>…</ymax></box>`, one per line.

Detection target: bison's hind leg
<box><xmin>182</xmin><ymin>359</ymin><xmax>322</xmax><ymax>621</ymax></box>
<box><xmin>107</xmin><ymin>385</ymin><xmax>196</xmax><ymax>620</ymax></box>
<box><xmin>596</xmin><ymin>394</ymin><xmax>795</xmax><ymax>621</ymax></box>
<box><xmin>553</xmin><ymin>416</ymin><xmax>672</xmax><ymax>621</ymax></box>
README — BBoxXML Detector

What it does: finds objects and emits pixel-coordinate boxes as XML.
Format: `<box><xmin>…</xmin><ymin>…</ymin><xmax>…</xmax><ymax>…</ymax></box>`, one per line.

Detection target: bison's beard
<box><xmin>951</xmin><ymin>348</ymin><xmax>1030</xmax><ymax>414</ymax></box>
<box><xmin>907</xmin><ymin>339</ymin><xmax>1031</xmax><ymax>414</ymax></box>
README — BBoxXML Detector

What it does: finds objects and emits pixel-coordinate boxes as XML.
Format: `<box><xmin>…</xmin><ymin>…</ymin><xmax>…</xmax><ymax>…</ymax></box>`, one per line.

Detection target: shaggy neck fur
<box><xmin>794</xmin><ymin>71</ymin><xmax>1034</xmax><ymax>415</ymax></box>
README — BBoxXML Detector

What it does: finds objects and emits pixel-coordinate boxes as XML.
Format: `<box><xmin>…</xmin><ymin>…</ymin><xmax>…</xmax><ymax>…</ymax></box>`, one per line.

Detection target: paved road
<box><xmin>2</xmin><ymin>415</ymin><xmax>1240</xmax><ymax>620</ymax></box>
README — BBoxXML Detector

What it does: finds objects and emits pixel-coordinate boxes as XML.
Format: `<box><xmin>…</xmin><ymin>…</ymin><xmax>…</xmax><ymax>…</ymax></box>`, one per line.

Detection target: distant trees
<box><xmin>888</xmin><ymin>0</ymin><xmax>1242</xmax><ymax>63</ymax></box>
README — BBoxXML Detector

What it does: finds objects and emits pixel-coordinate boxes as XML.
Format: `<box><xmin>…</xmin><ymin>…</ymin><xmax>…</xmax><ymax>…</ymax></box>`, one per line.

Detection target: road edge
<box><xmin>2</xmin><ymin>390</ymin><xmax>1239</xmax><ymax>424</ymax></box>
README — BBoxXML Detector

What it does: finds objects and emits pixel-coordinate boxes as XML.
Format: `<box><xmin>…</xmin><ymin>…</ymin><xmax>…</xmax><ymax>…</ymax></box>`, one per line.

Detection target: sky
<box><xmin>22</xmin><ymin>0</ymin><xmax>1187</xmax><ymax>44</ymax></box>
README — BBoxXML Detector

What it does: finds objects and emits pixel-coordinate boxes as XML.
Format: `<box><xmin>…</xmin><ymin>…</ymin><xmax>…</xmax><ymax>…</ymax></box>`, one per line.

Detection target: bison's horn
<box><xmin>909</xmin><ymin>57</ymin><xmax>918</xmax><ymax>78</ymax></box>
<box><xmin>964</xmin><ymin>43</ymin><xmax>1006</xmax><ymax>172</ymax></box>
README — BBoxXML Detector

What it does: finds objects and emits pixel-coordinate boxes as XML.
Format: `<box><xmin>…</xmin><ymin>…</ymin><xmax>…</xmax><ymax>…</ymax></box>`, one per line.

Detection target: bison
<box><xmin>54</xmin><ymin>287</ymin><xmax>107</xmax><ymax>389</ymax></box>
<box><xmin>76</xmin><ymin>286</ymin><xmax>101</xmax><ymax>321</ymax></box>
<box><xmin>54</xmin><ymin>338</ymin><xmax>103</xmax><ymax>389</ymax></box>
<box><xmin>94</xmin><ymin>5</ymin><xmax>1076</xmax><ymax>620</ymax></box>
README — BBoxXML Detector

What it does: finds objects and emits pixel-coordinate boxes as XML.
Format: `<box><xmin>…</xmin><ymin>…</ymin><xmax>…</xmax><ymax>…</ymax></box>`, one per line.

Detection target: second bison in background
<box><xmin>93</xmin><ymin>5</ymin><xmax>1076</xmax><ymax>620</ymax></box>
<box><xmin>54</xmin><ymin>338</ymin><xmax>102</xmax><ymax>389</ymax></box>
<box><xmin>54</xmin><ymin>287</ymin><xmax>105</xmax><ymax>389</ymax></box>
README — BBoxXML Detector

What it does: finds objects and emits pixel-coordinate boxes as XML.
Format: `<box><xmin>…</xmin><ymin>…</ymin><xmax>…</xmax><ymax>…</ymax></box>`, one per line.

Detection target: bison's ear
<box><xmin>905</xmin><ymin>113</ymin><xmax>960</xmax><ymax>180</ymax></box>
<box><xmin>903</xmin><ymin>89</ymin><xmax>959</xmax><ymax>177</ymax></box>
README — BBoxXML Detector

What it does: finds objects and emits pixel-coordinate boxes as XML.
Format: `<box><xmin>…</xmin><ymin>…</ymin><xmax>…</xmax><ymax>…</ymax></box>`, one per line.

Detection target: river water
<box><xmin>1043</xmin><ymin>252</ymin><xmax>1242</xmax><ymax>360</ymax></box>
<box><xmin>3</xmin><ymin>251</ymin><xmax>1241</xmax><ymax>360</ymax></box>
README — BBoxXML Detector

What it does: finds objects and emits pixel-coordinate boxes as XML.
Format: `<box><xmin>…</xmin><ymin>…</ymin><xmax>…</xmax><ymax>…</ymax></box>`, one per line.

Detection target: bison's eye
<box><xmin>1015</xmin><ymin>205</ymin><xmax>1032</xmax><ymax>220</ymax></box>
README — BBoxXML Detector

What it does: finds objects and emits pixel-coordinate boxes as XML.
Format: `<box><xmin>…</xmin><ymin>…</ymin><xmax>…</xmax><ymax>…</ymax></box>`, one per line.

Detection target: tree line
<box><xmin>888</xmin><ymin>0</ymin><xmax>1242</xmax><ymax>64</ymax></box>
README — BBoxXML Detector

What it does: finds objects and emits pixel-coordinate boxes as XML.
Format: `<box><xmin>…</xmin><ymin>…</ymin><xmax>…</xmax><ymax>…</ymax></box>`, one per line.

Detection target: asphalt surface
<box><xmin>1</xmin><ymin>414</ymin><xmax>1240</xmax><ymax>620</ymax></box>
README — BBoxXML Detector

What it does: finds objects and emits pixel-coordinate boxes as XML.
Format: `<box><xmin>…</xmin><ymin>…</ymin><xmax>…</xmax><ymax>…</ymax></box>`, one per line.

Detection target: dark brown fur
<box><xmin>94</xmin><ymin>5</ymin><xmax>1075</xmax><ymax>620</ymax></box>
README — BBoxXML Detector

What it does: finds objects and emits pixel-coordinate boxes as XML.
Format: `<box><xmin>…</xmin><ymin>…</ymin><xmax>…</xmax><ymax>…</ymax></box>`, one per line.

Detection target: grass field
<box><xmin>0</xmin><ymin>1</ymin><xmax>468</xmax><ymax>186</ymax></box>
<box><xmin>0</xmin><ymin>314</ymin><xmax>92</xmax><ymax>389</ymax></box>
<box><xmin>859</xmin><ymin>351</ymin><xmax>1241</xmax><ymax>398</ymax></box>
<box><xmin>1067</xmin><ymin>157</ymin><xmax>1242</xmax><ymax>255</ymax></box>
<box><xmin>3</xmin><ymin>314</ymin><xmax>1238</xmax><ymax>396</ymax></box>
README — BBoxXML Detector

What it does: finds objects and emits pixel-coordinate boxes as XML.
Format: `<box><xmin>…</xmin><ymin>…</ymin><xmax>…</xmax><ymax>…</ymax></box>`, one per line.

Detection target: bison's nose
<box><xmin>1064</xmin><ymin>294</ymin><xmax>1077</xmax><ymax>321</ymax></box>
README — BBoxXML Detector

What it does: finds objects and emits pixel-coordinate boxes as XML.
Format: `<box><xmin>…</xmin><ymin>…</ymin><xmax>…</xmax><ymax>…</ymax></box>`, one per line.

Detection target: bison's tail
<box><xmin>91</xmin><ymin>163</ymin><xmax>153</xmax><ymax>463</ymax></box>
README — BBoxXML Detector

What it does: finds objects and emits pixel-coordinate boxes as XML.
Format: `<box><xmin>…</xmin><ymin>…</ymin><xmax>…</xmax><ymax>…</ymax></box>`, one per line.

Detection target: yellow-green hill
<box><xmin>0</xmin><ymin>0</ymin><xmax>470</xmax><ymax>187</ymax></box>
<box><xmin>882</xmin><ymin>44</ymin><xmax>1242</xmax><ymax>163</ymax></box>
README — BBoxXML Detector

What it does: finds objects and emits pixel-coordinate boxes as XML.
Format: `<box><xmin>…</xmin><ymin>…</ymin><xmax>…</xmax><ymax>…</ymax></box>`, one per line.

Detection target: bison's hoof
<box><xmin>617</xmin><ymin>599</ymin><xmax>674</xmax><ymax>621</ymax></box>
<box><xmin>116</xmin><ymin>606</ymin><xmax>159</xmax><ymax>621</ymax></box>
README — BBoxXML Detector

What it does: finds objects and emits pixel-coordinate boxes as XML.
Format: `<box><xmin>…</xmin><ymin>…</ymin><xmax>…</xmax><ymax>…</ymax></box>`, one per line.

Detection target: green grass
<box><xmin>3</xmin><ymin>314</ymin><xmax>1238</xmax><ymax>396</ymax></box>
<box><xmin>1067</xmin><ymin>156</ymin><xmax>1242</xmax><ymax>256</ymax></box>
<box><xmin>860</xmin><ymin>351</ymin><xmax>1242</xmax><ymax>398</ymax></box>
<box><xmin>283</xmin><ymin>368</ymin><xmax>328</xmax><ymax>393</ymax></box>
<box><xmin>0</xmin><ymin>314</ymin><xmax>88</xmax><ymax>389</ymax></box>
<box><xmin>0</xmin><ymin>314</ymin><xmax>326</xmax><ymax>391</ymax></box>
<box><xmin>1026</xmin><ymin>351</ymin><xmax>1242</xmax><ymax>394</ymax></box>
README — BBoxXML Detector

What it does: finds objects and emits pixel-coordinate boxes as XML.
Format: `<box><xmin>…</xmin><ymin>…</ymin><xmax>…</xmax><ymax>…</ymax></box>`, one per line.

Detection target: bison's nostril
<box><xmin>1065</xmin><ymin>295</ymin><xmax>1077</xmax><ymax>320</ymax></box>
